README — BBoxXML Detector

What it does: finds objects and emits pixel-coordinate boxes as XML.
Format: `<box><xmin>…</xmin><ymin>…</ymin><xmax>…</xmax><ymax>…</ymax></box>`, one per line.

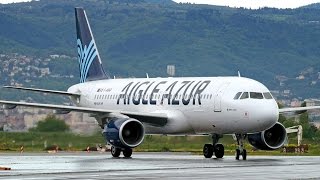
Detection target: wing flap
<box><xmin>0</xmin><ymin>100</ymin><xmax>168</xmax><ymax>126</ymax></box>
<box><xmin>3</xmin><ymin>86</ymin><xmax>80</xmax><ymax>97</ymax></box>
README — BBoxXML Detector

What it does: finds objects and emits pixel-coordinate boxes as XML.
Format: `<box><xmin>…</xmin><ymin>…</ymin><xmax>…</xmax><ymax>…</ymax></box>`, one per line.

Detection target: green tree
<box><xmin>278</xmin><ymin>114</ymin><xmax>287</xmax><ymax>124</ymax></box>
<box><xmin>30</xmin><ymin>115</ymin><xmax>69</xmax><ymax>132</ymax></box>
<box><xmin>299</xmin><ymin>112</ymin><xmax>318</xmax><ymax>139</ymax></box>
<box><xmin>282</xmin><ymin>117</ymin><xmax>297</xmax><ymax>128</ymax></box>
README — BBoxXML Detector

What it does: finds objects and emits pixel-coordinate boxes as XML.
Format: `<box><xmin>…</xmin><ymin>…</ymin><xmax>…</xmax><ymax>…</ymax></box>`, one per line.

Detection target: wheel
<box><xmin>123</xmin><ymin>148</ymin><xmax>133</xmax><ymax>158</ymax></box>
<box><xmin>203</xmin><ymin>144</ymin><xmax>213</xmax><ymax>158</ymax></box>
<box><xmin>111</xmin><ymin>146</ymin><xmax>121</xmax><ymax>157</ymax></box>
<box><xmin>214</xmin><ymin>144</ymin><xmax>224</xmax><ymax>158</ymax></box>
<box><xmin>242</xmin><ymin>149</ymin><xmax>247</xmax><ymax>160</ymax></box>
<box><xmin>235</xmin><ymin>149</ymin><xmax>240</xmax><ymax>160</ymax></box>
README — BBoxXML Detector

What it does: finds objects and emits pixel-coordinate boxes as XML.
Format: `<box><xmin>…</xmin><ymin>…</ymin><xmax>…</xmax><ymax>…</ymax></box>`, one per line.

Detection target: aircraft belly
<box><xmin>184</xmin><ymin>110</ymin><xmax>259</xmax><ymax>134</ymax></box>
<box><xmin>145</xmin><ymin>109</ymin><xmax>195</xmax><ymax>134</ymax></box>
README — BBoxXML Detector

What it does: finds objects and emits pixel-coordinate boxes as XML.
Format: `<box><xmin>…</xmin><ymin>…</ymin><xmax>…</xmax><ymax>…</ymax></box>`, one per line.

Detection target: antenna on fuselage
<box><xmin>238</xmin><ymin>71</ymin><xmax>241</xmax><ymax>77</ymax></box>
<box><xmin>146</xmin><ymin>73</ymin><xmax>149</xmax><ymax>78</ymax></box>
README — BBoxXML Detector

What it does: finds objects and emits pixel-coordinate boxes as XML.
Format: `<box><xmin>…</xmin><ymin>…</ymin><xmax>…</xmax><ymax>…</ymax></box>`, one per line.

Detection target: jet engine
<box><xmin>103</xmin><ymin>118</ymin><xmax>145</xmax><ymax>148</ymax></box>
<box><xmin>248</xmin><ymin>122</ymin><xmax>287</xmax><ymax>150</ymax></box>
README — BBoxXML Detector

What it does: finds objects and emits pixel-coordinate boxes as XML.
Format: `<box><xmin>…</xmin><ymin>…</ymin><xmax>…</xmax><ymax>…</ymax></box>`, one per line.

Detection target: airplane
<box><xmin>1</xmin><ymin>7</ymin><xmax>320</xmax><ymax>160</ymax></box>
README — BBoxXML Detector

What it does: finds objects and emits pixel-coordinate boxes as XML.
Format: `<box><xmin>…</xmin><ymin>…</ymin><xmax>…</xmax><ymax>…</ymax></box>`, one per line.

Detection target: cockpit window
<box><xmin>235</xmin><ymin>92</ymin><xmax>273</xmax><ymax>100</ymax></box>
<box><xmin>240</xmin><ymin>92</ymin><xmax>249</xmax><ymax>99</ymax></box>
<box><xmin>250</xmin><ymin>92</ymin><xmax>263</xmax><ymax>99</ymax></box>
<box><xmin>234</xmin><ymin>92</ymin><xmax>242</xmax><ymax>100</ymax></box>
<box><xmin>263</xmin><ymin>92</ymin><xmax>273</xmax><ymax>99</ymax></box>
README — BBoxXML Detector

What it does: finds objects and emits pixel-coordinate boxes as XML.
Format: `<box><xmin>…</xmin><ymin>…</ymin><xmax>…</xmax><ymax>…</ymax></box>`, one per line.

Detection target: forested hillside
<box><xmin>0</xmin><ymin>0</ymin><xmax>320</xmax><ymax>101</ymax></box>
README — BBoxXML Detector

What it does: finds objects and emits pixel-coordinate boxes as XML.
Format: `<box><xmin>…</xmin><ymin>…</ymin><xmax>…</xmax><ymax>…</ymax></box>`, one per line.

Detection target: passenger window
<box><xmin>250</xmin><ymin>92</ymin><xmax>263</xmax><ymax>99</ymax></box>
<box><xmin>240</xmin><ymin>92</ymin><xmax>249</xmax><ymax>99</ymax></box>
<box><xmin>234</xmin><ymin>92</ymin><xmax>242</xmax><ymax>100</ymax></box>
<box><xmin>263</xmin><ymin>92</ymin><xmax>273</xmax><ymax>99</ymax></box>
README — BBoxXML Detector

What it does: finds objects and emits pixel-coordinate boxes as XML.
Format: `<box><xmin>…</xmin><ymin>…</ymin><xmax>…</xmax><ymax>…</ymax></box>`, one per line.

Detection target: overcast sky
<box><xmin>173</xmin><ymin>0</ymin><xmax>320</xmax><ymax>9</ymax></box>
<box><xmin>1</xmin><ymin>0</ymin><xmax>320</xmax><ymax>9</ymax></box>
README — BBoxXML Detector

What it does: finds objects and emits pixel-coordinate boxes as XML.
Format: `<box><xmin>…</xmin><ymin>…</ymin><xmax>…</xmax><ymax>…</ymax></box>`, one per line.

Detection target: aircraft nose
<box><xmin>252</xmin><ymin>101</ymin><xmax>279</xmax><ymax>130</ymax></box>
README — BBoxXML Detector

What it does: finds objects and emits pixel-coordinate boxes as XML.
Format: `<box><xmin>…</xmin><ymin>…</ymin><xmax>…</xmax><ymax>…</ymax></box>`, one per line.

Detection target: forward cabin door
<box><xmin>214</xmin><ymin>82</ymin><xmax>230</xmax><ymax>112</ymax></box>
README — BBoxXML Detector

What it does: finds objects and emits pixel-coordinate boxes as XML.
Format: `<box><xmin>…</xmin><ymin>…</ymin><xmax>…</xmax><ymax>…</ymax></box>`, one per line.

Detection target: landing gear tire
<box><xmin>203</xmin><ymin>144</ymin><xmax>213</xmax><ymax>158</ymax></box>
<box><xmin>242</xmin><ymin>149</ymin><xmax>247</xmax><ymax>160</ymax></box>
<box><xmin>235</xmin><ymin>134</ymin><xmax>247</xmax><ymax>160</ymax></box>
<box><xmin>111</xmin><ymin>146</ymin><xmax>121</xmax><ymax>158</ymax></box>
<box><xmin>214</xmin><ymin>144</ymin><xmax>224</xmax><ymax>158</ymax></box>
<box><xmin>203</xmin><ymin>134</ymin><xmax>224</xmax><ymax>159</ymax></box>
<box><xmin>123</xmin><ymin>148</ymin><xmax>133</xmax><ymax>158</ymax></box>
<box><xmin>235</xmin><ymin>149</ymin><xmax>240</xmax><ymax>160</ymax></box>
<box><xmin>235</xmin><ymin>148</ymin><xmax>247</xmax><ymax>160</ymax></box>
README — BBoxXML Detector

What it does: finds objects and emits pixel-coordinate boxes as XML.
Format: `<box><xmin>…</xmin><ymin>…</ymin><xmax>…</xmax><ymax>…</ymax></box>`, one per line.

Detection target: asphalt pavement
<box><xmin>0</xmin><ymin>152</ymin><xmax>319</xmax><ymax>179</ymax></box>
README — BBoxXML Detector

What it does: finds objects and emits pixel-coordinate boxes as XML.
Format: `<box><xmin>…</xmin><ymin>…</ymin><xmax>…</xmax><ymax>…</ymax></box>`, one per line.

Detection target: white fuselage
<box><xmin>68</xmin><ymin>76</ymin><xmax>279</xmax><ymax>135</ymax></box>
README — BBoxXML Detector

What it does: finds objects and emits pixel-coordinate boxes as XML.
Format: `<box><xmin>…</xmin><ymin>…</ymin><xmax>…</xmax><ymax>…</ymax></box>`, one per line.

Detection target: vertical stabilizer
<box><xmin>75</xmin><ymin>8</ymin><xmax>108</xmax><ymax>83</ymax></box>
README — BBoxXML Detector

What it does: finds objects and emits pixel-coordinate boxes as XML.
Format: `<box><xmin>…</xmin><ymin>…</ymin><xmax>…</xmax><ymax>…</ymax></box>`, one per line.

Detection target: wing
<box><xmin>279</xmin><ymin>106</ymin><xmax>320</xmax><ymax>113</ymax></box>
<box><xmin>3</xmin><ymin>86</ymin><xmax>80</xmax><ymax>97</ymax></box>
<box><xmin>0</xmin><ymin>100</ymin><xmax>168</xmax><ymax>126</ymax></box>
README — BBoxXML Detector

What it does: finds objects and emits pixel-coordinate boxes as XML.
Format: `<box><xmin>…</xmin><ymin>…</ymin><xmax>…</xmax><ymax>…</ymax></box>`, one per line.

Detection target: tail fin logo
<box><xmin>77</xmin><ymin>38</ymin><xmax>97</xmax><ymax>83</ymax></box>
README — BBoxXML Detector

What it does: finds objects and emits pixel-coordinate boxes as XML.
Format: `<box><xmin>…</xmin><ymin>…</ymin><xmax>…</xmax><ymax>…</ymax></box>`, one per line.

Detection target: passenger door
<box><xmin>214</xmin><ymin>82</ymin><xmax>230</xmax><ymax>112</ymax></box>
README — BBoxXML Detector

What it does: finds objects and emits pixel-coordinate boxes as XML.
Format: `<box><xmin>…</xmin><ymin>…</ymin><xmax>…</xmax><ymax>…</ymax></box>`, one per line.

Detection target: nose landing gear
<box><xmin>235</xmin><ymin>134</ymin><xmax>247</xmax><ymax>160</ymax></box>
<box><xmin>203</xmin><ymin>134</ymin><xmax>224</xmax><ymax>159</ymax></box>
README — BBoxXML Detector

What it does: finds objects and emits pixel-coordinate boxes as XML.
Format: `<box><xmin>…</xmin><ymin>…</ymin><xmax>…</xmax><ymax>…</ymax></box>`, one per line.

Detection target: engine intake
<box><xmin>103</xmin><ymin>118</ymin><xmax>145</xmax><ymax>148</ymax></box>
<box><xmin>248</xmin><ymin>122</ymin><xmax>287</xmax><ymax>150</ymax></box>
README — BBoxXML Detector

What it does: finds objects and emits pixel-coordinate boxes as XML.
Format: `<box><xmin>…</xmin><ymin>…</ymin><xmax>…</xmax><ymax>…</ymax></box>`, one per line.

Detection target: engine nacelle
<box><xmin>248</xmin><ymin>122</ymin><xmax>287</xmax><ymax>150</ymax></box>
<box><xmin>103</xmin><ymin>118</ymin><xmax>145</xmax><ymax>148</ymax></box>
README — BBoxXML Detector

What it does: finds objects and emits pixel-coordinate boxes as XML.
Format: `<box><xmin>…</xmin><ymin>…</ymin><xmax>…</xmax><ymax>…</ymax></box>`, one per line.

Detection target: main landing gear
<box><xmin>111</xmin><ymin>146</ymin><xmax>133</xmax><ymax>158</ymax></box>
<box><xmin>203</xmin><ymin>134</ymin><xmax>224</xmax><ymax>159</ymax></box>
<box><xmin>235</xmin><ymin>134</ymin><xmax>247</xmax><ymax>160</ymax></box>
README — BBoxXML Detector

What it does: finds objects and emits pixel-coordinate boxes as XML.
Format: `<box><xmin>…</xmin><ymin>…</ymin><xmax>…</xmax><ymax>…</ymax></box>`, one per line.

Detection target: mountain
<box><xmin>0</xmin><ymin>0</ymin><xmax>320</xmax><ymax>101</ymax></box>
<box><xmin>302</xmin><ymin>3</ymin><xmax>320</xmax><ymax>9</ymax></box>
<box><xmin>147</xmin><ymin>0</ymin><xmax>176</xmax><ymax>4</ymax></box>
